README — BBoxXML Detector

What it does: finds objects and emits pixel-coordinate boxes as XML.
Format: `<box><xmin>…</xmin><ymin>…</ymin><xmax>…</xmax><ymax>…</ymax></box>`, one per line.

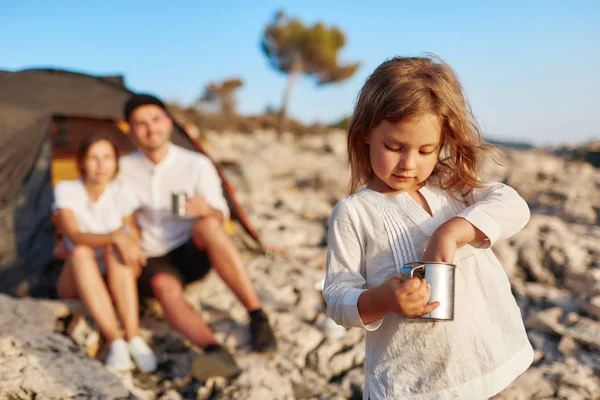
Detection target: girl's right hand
<box><xmin>385</xmin><ymin>277</ymin><xmax>440</xmax><ymax>318</ymax></box>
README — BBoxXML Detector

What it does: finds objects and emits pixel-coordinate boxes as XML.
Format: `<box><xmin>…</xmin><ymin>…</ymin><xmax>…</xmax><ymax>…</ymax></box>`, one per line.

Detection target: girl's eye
<box><xmin>419</xmin><ymin>150</ymin><xmax>435</xmax><ymax>155</ymax></box>
<box><xmin>384</xmin><ymin>143</ymin><xmax>401</xmax><ymax>152</ymax></box>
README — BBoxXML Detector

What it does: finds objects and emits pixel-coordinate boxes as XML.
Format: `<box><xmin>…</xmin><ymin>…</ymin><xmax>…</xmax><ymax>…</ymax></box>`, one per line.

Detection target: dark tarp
<box><xmin>0</xmin><ymin>68</ymin><xmax>262</xmax><ymax>297</ymax></box>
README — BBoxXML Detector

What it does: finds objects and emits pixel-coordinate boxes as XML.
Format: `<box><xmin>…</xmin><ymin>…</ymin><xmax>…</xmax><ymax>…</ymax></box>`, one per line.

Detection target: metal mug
<box><xmin>400</xmin><ymin>262</ymin><xmax>456</xmax><ymax>320</ymax></box>
<box><xmin>172</xmin><ymin>192</ymin><xmax>188</xmax><ymax>217</ymax></box>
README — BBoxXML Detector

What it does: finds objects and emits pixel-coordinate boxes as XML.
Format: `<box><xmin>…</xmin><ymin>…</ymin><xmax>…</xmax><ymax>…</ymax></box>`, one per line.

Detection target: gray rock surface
<box><xmin>0</xmin><ymin>295</ymin><xmax>129</xmax><ymax>399</ymax></box>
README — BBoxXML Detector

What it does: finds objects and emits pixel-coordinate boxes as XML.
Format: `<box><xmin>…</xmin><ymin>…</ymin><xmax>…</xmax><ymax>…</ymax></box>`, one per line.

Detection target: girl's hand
<box><xmin>386</xmin><ymin>277</ymin><xmax>440</xmax><ymax>318</ymax></box>
<box><xmin>423</xmin><ymin>217</ymin><xmax>484</xmax><ymax>263</ymax></box>
<box><xmin>422</xmin><ymin>230</ymin><xmax>458</xmax><ymax>263</ymax></box>
<box><xmin>358</xmin><ymin>276</ymin><xmax>440</xmax><ymax>324</ymax></box>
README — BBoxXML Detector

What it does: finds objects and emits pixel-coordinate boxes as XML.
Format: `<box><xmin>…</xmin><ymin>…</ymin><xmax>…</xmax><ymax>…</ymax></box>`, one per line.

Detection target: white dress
<box><xmin>324</xmin><ymin>180</ymin><xmax>534</xmax><ymax>399</ymax></box>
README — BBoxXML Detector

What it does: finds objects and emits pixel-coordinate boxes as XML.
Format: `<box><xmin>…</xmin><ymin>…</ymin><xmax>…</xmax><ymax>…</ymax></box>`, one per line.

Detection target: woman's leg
<box><xmin>67</xmin><ymin>245</ymin><xmax>123</xmax><ymax>343</ymax></box>
<box><xmin>104</xmin><ymin>245</ymin><xmax>139</xmax><ymax>340</ymax></box>
<box><xmin>56</xmin><ymin>256</ymin><xmax>79</xmax><ymax>299</ymax></box>
<box><xmin>105</xmin><ymin>245</ymin><xmax>157</xmax><ymax>372</ymax></box>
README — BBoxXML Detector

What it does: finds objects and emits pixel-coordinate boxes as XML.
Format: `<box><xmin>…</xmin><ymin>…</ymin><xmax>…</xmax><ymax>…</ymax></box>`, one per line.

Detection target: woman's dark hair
<box><xmin>76</xmin><ymin>131</ymin><xmax>120</xmax><ymax>178</ymax></box>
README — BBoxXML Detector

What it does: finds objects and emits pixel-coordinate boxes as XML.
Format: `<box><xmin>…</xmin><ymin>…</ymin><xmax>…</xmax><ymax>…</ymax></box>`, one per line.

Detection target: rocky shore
<box><xmin>1</xmin><ymin>130</ymin><xmax>598</xmax><ymax>399</ymax></box>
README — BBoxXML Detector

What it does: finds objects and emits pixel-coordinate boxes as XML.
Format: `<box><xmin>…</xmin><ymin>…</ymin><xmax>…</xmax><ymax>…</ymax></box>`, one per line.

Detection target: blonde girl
<box><xmin>324</xmin><ymin>55</ymin><xmax>533</xmax><ymax>399</ymax></box>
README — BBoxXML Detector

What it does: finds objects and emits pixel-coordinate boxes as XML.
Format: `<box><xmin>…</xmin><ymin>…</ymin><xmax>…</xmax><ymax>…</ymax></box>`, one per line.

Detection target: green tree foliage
<box><xmin>198</xmin><ymin>78</ymin><xmax>244</xmax><ymax>117</ymax></box>
<box><xmin>261</xmin><ymin>10</ymin><xmax>360</xmax><ymax>134</ymax></box>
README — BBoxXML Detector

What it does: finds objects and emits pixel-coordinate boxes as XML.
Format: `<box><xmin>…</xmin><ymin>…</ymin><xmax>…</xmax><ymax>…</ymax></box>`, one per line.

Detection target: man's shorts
<box><xmin>138</xmin><ymin>239</ymin><xmax>212</xmax><ymax>298</ymax></box>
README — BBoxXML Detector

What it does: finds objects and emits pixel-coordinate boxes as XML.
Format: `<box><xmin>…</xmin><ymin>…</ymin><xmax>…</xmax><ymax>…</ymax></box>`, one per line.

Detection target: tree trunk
<box><xmin>278</xmin><ymin>70</ymin><xmax>298</xmax><ymax>138</ymax></box>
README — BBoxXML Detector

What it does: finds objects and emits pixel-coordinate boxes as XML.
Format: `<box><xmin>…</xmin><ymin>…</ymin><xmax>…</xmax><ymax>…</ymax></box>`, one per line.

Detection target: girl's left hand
<box><xmin>423</xmin><ymin>230</ymin><xmax>457</xmax><ymax>263</ymax></box>
<box><xmin>422</xmin><ymin>220</ymin><xmax>463</xmax><ymax>263</ymax></box>
<box><xmin>423</xmin><ymin>218</ymin><xmax>486</xmax><ymax>263</ymax></box>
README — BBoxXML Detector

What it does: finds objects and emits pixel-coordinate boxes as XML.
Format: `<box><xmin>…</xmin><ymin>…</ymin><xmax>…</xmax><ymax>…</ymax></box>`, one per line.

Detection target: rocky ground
<box><xmin>1</xmin><ymin>130</ymin><xmax>599</xmax><ymax>399</ymax></box>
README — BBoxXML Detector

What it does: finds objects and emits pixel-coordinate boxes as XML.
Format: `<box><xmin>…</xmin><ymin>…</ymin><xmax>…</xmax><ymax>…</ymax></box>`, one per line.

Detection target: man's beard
<box><xmin>143</xmin><ymin>137</ymin><xmax>168</xmax><ymax>152</ymax></box>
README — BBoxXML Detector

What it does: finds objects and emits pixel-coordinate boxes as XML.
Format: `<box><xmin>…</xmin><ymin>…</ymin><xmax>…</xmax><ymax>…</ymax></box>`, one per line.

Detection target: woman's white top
<box><xmin>324</xmin><ymin>181</ymin><xmax>534</xmax><ymax>399</ymax></box>
<box><xmin>53</xmin><ymin>179</ymin><xmax>140</xmax><ymax>252</ymax></box>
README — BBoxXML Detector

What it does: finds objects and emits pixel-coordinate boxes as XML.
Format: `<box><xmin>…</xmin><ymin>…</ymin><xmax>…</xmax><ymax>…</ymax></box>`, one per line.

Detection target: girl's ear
<box><xmin>364</xmin><ymin>130</ymin><xmax>370</xmax><ymax>144</ymax></box>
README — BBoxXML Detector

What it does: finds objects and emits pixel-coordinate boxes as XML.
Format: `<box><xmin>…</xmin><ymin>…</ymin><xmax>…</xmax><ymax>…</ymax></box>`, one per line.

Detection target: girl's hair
<box><xmin>347</xmin><ymin>54</ymin><xmax>494</xmax><ymax>193</ymax></box>
<box><xmin>76</xmin><ymin>131</ymin><xmax>120</xmax><ymax>178</ymax></box>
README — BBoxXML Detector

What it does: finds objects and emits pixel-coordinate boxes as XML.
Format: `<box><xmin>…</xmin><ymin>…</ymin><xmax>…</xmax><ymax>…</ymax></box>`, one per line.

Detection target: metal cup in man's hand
<box><xmin>172</xmin><ymin>192</ymin><xmax>188</xmax><ymax>217</ymax></box>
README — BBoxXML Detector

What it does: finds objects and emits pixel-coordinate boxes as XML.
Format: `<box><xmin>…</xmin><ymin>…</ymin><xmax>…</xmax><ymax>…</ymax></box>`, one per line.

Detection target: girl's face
<box><xmin>82</xmin><ymin>140</ymin><xmax>117</xmax><ymax>185</ymax></box>
<box><xmin>366</xmin><ymin>113</ymin><xmax>441</xmax><ymax>195</ymax></box>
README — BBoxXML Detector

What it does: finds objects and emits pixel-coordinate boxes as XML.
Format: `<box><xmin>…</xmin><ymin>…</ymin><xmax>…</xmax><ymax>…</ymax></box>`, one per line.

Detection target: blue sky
<box><xmin>2</xmin><ymin>0</ymin><xmax>599</xmax><ymax>145</ymax></box>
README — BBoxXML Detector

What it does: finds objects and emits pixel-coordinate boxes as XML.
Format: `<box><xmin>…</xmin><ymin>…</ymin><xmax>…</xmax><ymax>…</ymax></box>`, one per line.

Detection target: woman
<box><xmin>54</xmin><ymin>132</ymin><xmax>157</xmax><ymax>372</ymax></box>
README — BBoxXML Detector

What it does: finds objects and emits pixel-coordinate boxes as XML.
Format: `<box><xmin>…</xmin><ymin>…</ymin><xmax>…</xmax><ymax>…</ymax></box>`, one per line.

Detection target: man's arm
<box><xmin>123</xmin><ymin>211</ymin><xmax>142</xmax><ymax>243</ymax></box>
<box><xmin>185</xmin><ymin>196</ymin><xmax>224</xmax><ymax>222</ymax></box>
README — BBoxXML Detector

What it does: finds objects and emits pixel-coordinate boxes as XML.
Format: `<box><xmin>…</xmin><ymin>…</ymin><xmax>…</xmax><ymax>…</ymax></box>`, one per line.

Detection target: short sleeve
<box><xmin>53</xmin><ymin>180</ymin><xmax>80</xmax><ymax>212</ymax></box>
<box><xmin>194</xmin><ymin>157</ymin><xmax>230</xmax><ymax>220</ymax></box>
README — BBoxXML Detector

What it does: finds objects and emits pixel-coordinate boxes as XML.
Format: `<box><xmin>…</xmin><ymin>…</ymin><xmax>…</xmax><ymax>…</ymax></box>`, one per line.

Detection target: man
<box><xmin>119</xmin><ymin>93</ymin><xmax>276</xmax><ymax>380</ymax></box>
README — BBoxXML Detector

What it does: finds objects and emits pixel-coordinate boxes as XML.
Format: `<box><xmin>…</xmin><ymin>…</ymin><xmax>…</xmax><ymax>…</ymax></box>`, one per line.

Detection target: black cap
<box><xmin>123</xmin><ymin>93</ymin><xmax>167</xmax><ymax>120</ymax></box>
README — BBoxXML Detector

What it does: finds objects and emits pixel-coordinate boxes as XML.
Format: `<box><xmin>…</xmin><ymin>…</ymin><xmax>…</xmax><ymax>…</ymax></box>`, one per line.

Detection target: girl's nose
<box><xmin>399</xmin><ymin>152</ymin><xmax>416</xmax><ymax>170</ymax></box>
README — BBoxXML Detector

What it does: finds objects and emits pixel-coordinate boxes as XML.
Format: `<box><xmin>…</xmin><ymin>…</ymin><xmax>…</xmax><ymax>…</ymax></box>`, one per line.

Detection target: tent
<box><xmin>0</xmin><ymin>68</ymin><xmax>263</xmax><ymax>297</ymax></box>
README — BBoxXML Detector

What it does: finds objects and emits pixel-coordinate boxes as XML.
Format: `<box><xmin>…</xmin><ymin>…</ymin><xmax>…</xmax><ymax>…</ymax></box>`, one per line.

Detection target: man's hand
<box><xmin>185</xmin><ymin>195</ymin><xmax>213</xmax><ymax>218</ymax></box>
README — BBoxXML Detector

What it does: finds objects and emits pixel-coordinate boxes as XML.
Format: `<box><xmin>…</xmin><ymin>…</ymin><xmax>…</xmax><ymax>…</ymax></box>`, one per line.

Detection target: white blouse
<box><xmin>324</xmin><ymin>181</ymin><xmax>534</xmax><ymax>399</ymax></box>
<box><xmin>53</xmin><ymin>179</ymin><xmax>140</xmax><ymax>251</ymax></box>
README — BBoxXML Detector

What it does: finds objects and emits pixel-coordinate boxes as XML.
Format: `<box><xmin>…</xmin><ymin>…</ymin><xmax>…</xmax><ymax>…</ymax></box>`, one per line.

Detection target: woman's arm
<box><xmin>123</xmin><ymin>211</ymin><xmax>141</xmax><ymax>244</ymax></box>
<box><xmin>57</xmin><ymin>208</ymin><xmax>126</xmax><ymax>248</ymax></box>
<box><xmin>121</xmin><ymin>211</ymin><xmax>146</xmax><ymax>273</ymax></box>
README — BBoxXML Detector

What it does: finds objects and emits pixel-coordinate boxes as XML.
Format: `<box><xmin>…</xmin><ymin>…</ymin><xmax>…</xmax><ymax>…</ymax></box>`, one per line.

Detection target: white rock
<box><xmin>494</xmin><ymin>367</ymin><xmax>555</xmax><ymax>399</ymax></box>
<box><xmin>525</xmin><ymin>307</ymin><xmax>565</xmax><ymax>335</ymax></box>
<box><xmin>567</xmin><ymin>317</ymin><xmax>600</xmax><ymax>350</ymax></box>
<box><xmin>0</xmin><ymin>295</ymin><xmax>130</xmax><ymax>399</ymax></box>
<box><xmin>271</xmin><ymin>312</ymin><xmax>324</xmax><ymax>369</ymax></box>
<box><xmin>584</xmin><ymin>296</ymin><xmax>600</xmax><ymax>319</ymax></box>
<box><xmin>558</xmin><ymin>335</ymin><xmax>582</xmax><ymax>358</ymax></box>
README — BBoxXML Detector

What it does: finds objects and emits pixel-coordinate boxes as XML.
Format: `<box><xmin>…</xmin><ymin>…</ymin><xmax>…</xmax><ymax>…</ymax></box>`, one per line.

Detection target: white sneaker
<box><xmin>128</xmin><ymin>336</ymin><xmax>157</xmax><ymax>373</ymax></box>
<box><xmin>105</xmin><ymin>338</ymin><xmax>133</xmax><ymax>371</ymax></box>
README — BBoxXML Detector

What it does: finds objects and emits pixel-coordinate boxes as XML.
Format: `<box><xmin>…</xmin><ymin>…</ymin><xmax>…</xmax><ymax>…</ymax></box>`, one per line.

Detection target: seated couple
<box><xmin>53</xmin><ymin>94</ymin><xmax>276</xmax><ymax>378</ymax></box>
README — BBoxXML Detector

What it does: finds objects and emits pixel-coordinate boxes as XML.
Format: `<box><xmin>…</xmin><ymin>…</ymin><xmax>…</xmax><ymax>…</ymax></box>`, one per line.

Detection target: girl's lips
<box><xmin>392</xmin><ymin>175</ymin><xmax>413</xmax><ymax>182</ymax></box>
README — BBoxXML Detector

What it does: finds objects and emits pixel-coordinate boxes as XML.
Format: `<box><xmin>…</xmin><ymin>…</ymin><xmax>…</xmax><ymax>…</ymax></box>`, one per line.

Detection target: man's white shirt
<box><xmin>118</xmin><ymin>143</ymin><xmax>230</xmax><ymax>258</ymax></box>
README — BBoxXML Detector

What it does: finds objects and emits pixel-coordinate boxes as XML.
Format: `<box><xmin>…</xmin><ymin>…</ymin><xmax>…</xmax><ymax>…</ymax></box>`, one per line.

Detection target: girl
<box><xmin>54</xmin><ymin>132</ymin><xmax>157</xmax><ymax>372</ymax></box>
<box><xmin>324</xmin><ymin>55</ymin><xmax>533</xmax><ymax>399</ymax></box>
